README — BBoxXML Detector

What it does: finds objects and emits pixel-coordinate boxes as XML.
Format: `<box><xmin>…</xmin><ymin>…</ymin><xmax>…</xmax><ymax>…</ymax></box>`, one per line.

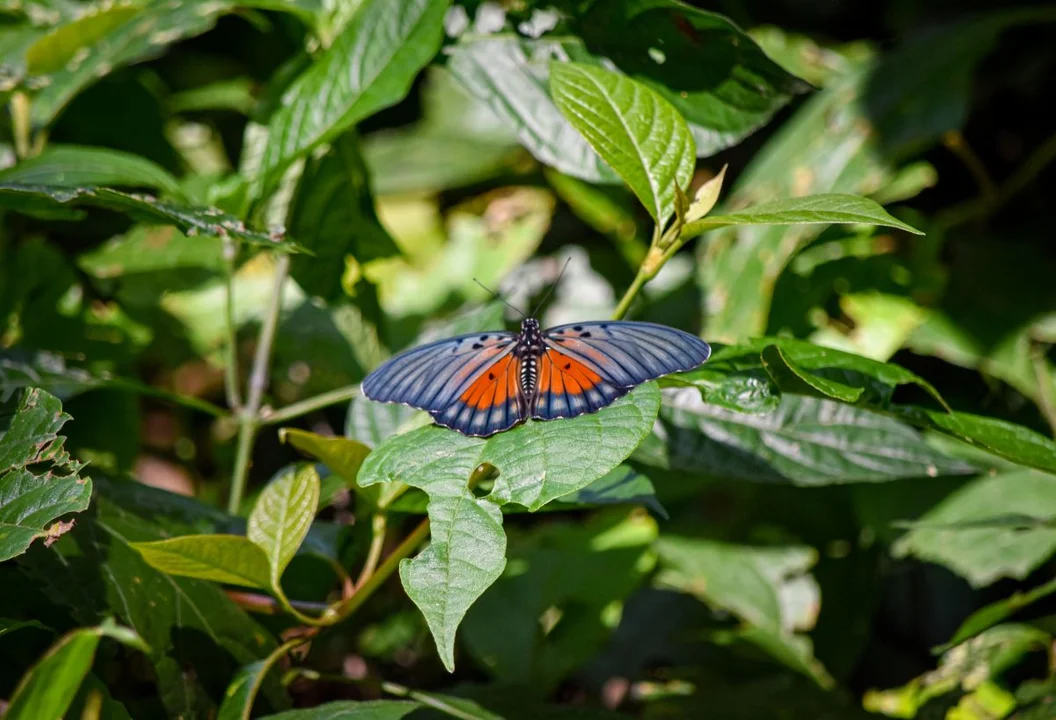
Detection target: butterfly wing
<box><xmin>361</xmin><ymin>331</ymin><xmax>517</xmax><ymax>414</ymax></box>
<box><xmin>430</xmin><ymin>352</ymin><xmax>527</xmax><ymax>436</ymax></box>
<box><xmin>534</xmin><ymin>320</ymin><xmax>710</xmax><ymax>420</ymax></box>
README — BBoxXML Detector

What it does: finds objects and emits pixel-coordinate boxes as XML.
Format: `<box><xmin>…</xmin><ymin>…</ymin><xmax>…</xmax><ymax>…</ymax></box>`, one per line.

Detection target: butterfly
<box><xmin>361</xmin><ymin>316</ymin><xmax>711</xmax><ymax>437</ymax></box>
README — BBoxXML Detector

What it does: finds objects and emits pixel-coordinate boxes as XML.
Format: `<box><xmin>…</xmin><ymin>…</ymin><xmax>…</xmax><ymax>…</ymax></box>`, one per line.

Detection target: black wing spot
<box><xmin>573</xmin><ymin>325</ymin><xmax>583</xmax><ymax>331</ymax></box>
<box><xmin>472</xmin><ymin>343</ymin><xmax>482</xmax><ymax>349</ymax></box>
<box><xmin>600</xmin><ymin>323</ymin><xmax>609</xmax><ymax>329</ymax></box>
<box><xmin>555</xmin><ymin>329</ymin><xmax>564</xmax><ymax>334</ymax></box>
<box><xmin>480</xmin><ymin>335</ymin><xmax>488</xmax><ymax>341</ymax></box>
<box><xmin>488</xmin><ymin>372</ymin><xmax>495</xmax><ymax>380</ymax></box>
<box><xmin>564</xmin><ymin>363</ymin><xmax>571</xmax><ymax>369</ymax></box>
<box><xmin>581</xmin><ymin>332</ymin><xmax>592</xmax><ymax>338</ymax></box>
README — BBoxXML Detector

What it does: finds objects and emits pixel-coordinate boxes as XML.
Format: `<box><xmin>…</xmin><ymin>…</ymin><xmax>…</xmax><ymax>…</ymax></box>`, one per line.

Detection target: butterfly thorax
<box><xmin>515</xmin><ymin>318</ymin><xmax>544</xmax><ymax>396</ymax></box>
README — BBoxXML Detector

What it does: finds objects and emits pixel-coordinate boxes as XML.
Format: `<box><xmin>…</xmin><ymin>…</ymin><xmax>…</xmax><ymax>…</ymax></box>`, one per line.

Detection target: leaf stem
<box><xmin>330</xmin><ymin>517</ymin><xmax>430</xmax><ymax>623</ymax></box>
<box><xmin>942</xmin><ymin>130</ymin><xmax>997</xmax><ymax>202</ymax></box>
<box><xmin>227</xmin><ymin>252</ymin><xmax>290</xmax><ymax>513</ymax></box>
<box><xmin>356</xmin><ymin>513</ymin><xmax>387</xmax><ymax>589</ymax></box>
<box><xmin>259</xmin><ymin>384</ymin><xmax>361</xmax><ymax>426</ymax></box>
<box><xmin>10</xmin><ymin>93</ymin><xmax>32</xmax><ymax>159</ymax></box>
<box><xmin>612</xmin><ymin>266</ymin><xmax>652</xmax><ymax>320</ymax></box>
<box><xmin>231</xmin><ymin>635</ymin><xmax>310</xmax><ymax>720</ymax></box>
<box><xmin>937</xmin><ymin>130</ymin><xmax>1056</xmax><ymax>228</ymax></box>
<box><xmin>1030</xmin><ymin>339</ymin><xmax>1056</xmax><ymax>439</ymax></box>
<box><xmin>223</xmin><ymin>238</ymin><xmax>243</xmax><ymax>412</ymax></box>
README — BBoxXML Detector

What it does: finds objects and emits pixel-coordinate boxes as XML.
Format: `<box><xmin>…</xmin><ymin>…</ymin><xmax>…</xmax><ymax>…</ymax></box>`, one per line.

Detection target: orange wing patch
<box><xmin>541</xmin><ymin>348</ymin><xmax>602</xmax><ymax>395</ymax></box>
<box><xmin>460</xmin><ymin>354</ymin><xmax>517</xmax><ymax>410</ymax></box>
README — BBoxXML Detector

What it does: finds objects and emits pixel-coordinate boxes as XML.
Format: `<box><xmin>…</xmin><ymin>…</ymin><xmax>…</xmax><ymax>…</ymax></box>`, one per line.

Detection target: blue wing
<box><xmin>361</xmin><ymin>331</ymin><xmax>517</xmax><ymax>414</ymax></box>
<box><xmin>543</xmin><ymin>321</ymin><xmax>710</xmax><ymax>388</ymax></box>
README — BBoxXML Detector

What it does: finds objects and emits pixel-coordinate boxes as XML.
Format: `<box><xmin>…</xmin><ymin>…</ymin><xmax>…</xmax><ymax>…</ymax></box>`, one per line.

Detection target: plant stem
<box><xmin>356</xmin><ymin>513</ymin><xmax>387</xmax><ymax>589</ymax></box>
<box><xmin>228</xmin><ymin>419</ymin><xmax>258</xmax><ymax>514</ymax></box>
<box><xmin>227</xmin><ymin>252</ymin><xmax>290</xmax><ymax>513</ymax></box>
<box><xmin>330</xmin><ymin>517</ymin><xmax>430</xmax><ymax>623</ymax></box>
<box><xmin>260</xmin><ymin>384</ymin><xmax>361</xmax><ymax>426</ymax></box>
<box><xmin>223</xmin><ymin>238</ymin><xmax>242</xmax><ymax>412</ymax></box>
<box><xmin>1030</xmin><ymin>339</ymin><xmax>1056</xmax><ymax>439</ymax></box>
<box><xmin>942</xmin><ymin>130</ymin><xmax>997</xmax><ymax>201</ymax></box>
<box><xmin>237</xmin><ymin>635</ymin><xmax>310</xmax><ymax>719</ymax></box>
<box><xmin>10</xmin><ymin>93</ymin><xmax>32</xmax><ymax>159</ymax></box>
<box><xmin>611</xmin><ymin>266</ymin><xmax>652</xmax><ymax>320</ymax></box>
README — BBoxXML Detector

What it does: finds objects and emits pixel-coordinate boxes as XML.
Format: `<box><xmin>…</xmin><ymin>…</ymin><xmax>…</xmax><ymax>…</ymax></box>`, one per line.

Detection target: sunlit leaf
<box><xmin>247</xmin><ymin>464</ymin><xmax>321</xmax><ymax>588</ymax></box>
<box><xmin>0</xmin><ymin>144</ymin><xmax>184</xmax><ymax>197</ymax></box>
<box><xmin>551</xmin><ymin>61</ymin><xmax>695</xmax><ymax>226</ymax></box>
<box><xmin>253</xmin><ymin>0</ymin><xmax>450</xmax><ymax>197</ymax></box>
<box><xmin>131</xmin><ymin>535</ymin><xmax>271</xmax><ymax>589</ymax></box>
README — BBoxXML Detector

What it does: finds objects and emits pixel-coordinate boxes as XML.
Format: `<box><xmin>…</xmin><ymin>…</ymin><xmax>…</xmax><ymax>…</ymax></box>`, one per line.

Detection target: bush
<box><xmin>2</xmin><ymin>1</ymin><xmax>1055</xmax><ymax>718</ymax></box>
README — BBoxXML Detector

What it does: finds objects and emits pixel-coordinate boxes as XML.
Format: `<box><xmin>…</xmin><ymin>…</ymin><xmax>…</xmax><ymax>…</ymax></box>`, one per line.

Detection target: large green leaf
<box><xmin>0</xmin><ymin>144</ymin><xmax>184</xmax><ymax>197</ymax></box>
<box><xmin>576</xmin><ymin>0</ymin><xmax>810</xmax><ymax>156</ymax></box>
<box><xmin>551</xmin><ymin>61</ymin><xmax>695</xmax><ymax>226</ymax></box>
<box><xmin>687</xmin><ymin>194</ymin><xmax>923</xmax><ymax>236</ymax></box>
<box><xmin>446</xmin><ymin>36</ymin><xmax>619</xmax><ymax>184</ymax></box>
<box><xmin>23</xmin><ymin>1</ymin><xmax>231</xmax><ymax>127</ymax></box>
<box><xmin>636</xmin><ymin>390</ymin><xmax>972</xmax><ymax>485</ymax></box>
<box><xmin>18</xmin><ymin>495</ymin><xmax>280</xmax><ymax>718</ymax></box>
<box><xmin>0</xmin><ymin>388</ymin><xmax>91</xmax><ymax>562</ymax></box>
<box><xmin>4</xmin><ymin>620</ymin><xmax>147</xmax><ymax>720</ymax></box>
<box><xmin>253</xmin><ymin>0</ymin><xmax>450</xmax><ymax>197</ymax></box>
<box><xmin>0</xmin><ymin>184</ymin><xmax>305</xmax><ymax>252</ymax></box>
<box><xmin>892</xmin><ymin>469</ymin><xmax>1056</xmax><ymax>587</ymax></box>
<box><xmin>462</xmin><ymin>509</ymin><xmax>657</xmax><ymax>692</ymax></box>
<box><xmin>131</xmin><ymin>535</ymin><xmax>271</xmax><ymax>589</ymax></box>
<box><xmin>358</xmin><ymin>384</ymin><xmax>660</xmax><ymax>670</ymax></box>
<box><xmin>247</xmin><ymin>464</ymin><xmax>321</xmax><ymax>588</ymax></box>
<box><xmin>942</xmin><ymin>576</ymin><xmax>1056</xmax><ymax>650</ymax></box>
<box><xmin>287</xmin><ymin>133</ymin><xmax>399</xmax><ymax>300</ymax></box>
<box><xmin>260</xmin><ymin>701</ymin><xmax>421</xmax><ymax>719</ymax></box>
<box><xmin>696</xmin><ymin>59</ymin><xmax>894</xmax><ymax>341</ymax></box>
<box><xmin>656</xmin><ymin>536</ymin><xmax>831</xmax><ymax>686</ymax></box>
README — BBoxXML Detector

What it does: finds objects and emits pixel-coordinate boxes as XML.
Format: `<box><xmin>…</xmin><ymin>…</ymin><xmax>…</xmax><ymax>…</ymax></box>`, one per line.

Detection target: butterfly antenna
<box><xmin>530</xmin><ymin>256</ymin><xmax>572</xmax><ymax>318</ymax></box>
<box><xmin>473</xmin><ymin>278</ymin><xmax>526</xmax><ymax>319</ymax></box>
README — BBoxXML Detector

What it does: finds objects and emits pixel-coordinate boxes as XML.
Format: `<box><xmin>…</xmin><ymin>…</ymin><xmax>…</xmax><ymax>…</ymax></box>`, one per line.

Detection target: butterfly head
<box><xmin>517</xmin><ymin>317</ymin><xmax>543</xmax><ymax>356</ymax></box>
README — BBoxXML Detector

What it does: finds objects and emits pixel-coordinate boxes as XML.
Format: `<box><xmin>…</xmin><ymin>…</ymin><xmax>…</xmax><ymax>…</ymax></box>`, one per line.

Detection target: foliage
<box><xmin>2</xmin><ymin>1</ymin><xmax>1056</xmax><ymax>718</ymax></box>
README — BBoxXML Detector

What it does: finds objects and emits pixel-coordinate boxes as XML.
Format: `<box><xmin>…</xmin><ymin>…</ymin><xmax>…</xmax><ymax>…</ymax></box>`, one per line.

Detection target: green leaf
<box><xmin>217</xmin><ymin>652</ymin><xmax>294</xmax><ymax>720</ymax></box>
<box><xmin>345</xmin><ymin>394</ymin><xmax>420</xmax><ymax>448</ymax></box>
<box><xmin>446</xmin><ymin>37</ymin><xmax>619</xmax><ymax>184</ymax></box>
<box><xmin>697</xmin><ymin>59</ymin><xmax>896</xmax><ymax>341</ymax></box>
<box><xmin>0</xmin><ymin>145</ymin><xmax>184</xmax><ymax>198</ymax></box>
<box><xmin>78</xmin><ymin>224</ymin><xmax>226</xmax><ymax>278</ymax></box>
<box><xmin>0</xmin><ymin>184</ymin><xmax>305</xmax><ymax>252</ymax></box>
<box><xmin>279</xmin><ymin>429</ymin><xmax>377</xmax><ymax>508</ymax></box>
<box><xmin>247</xmin><ymin>464</ymin><xmax>321</xmax><ymax>588</ymax></box>
<box><xmin>280</xmin><ymin>429</ymin><xmax>371</xmax><ymax>486</ymax></box>
<box><xmin>942</xmin><ymin>577</ymin><xmax>1056</xmax><ymax>651</ymax></box>
<box><xmin>23</xmin><ymin>1</ymin><xmax>232</xmax><ymax>128</ymax></box>
<box><xmin>0</xmin><ymin>388</ymin><xmax>91</xmax><ymax>562</ymax></box>
<box><xmin>576</xmin><ymin>0</ymin><xmax>811</xmax><ymax>157</ymax></box>
<box><xmin>551</xmin><ymin>61</ymin><xmax>695</xmax><ymax>226</ymax></box>
<box><xmin>686</xmin><ymin>165</ymin><xmax>726</xmax><ymax>223</ymax></box>
<box><xmin>260</xmin><ymin>700</ymin><xmax>422</xmax><ymax>719</ymax></box>
<box><xmin>358</xmin><ymin>385</ymin><xmax>659</xmax><ymax>671</ymax></box>
<box><xmin>287</xmin><ymin>133</ymin><xmax>399</xmax><ymax>300</ymax></box>
<box><xmin>760</xmin><ymin>345</ymin><xmax>863</xmax><ymax>403</ymax></box>
<box><xmin>656</xmin><ymin>536</ymin><xmax>831</xmax><ymax>686</ymax></box>
<box><xmin>131</xmin><ymin>535</ymin><xmax>271</xmax><ymax>589</ymax></box>
<box><xmin>19</xmin><ymin>494</ymin><xmax>280</xmax><ymax>718</ymax></box>
<box><xmin>253</xmin><ymin>0</ymin><xmax>450</xmax><ymax>197</ymax></box>
<box><xmin>902</xmin><ymin>407</ymin><xmax>1056</xmax><ymax>476</ymax></box>
<box><xmin>690</xmin><ymin>193</ymin><xmax>923</xmax><ymax>235</ymax></box>
<box><xmin>4</xmin><ymin>621</ymin><xmax>147</xmax><ymax>720</ymax></box>
<box><xmin>636</xmin><ymin>390</ymin><xmax>972</xmax><ymax>485</ymax></box>
<box><xmin>551</xmin><ymin>465</ymin><xmax>667</xmax><ymax>518</ymax></box>
<box><xmin>463</xmin><ymin>509</ymin><xmax>657</xmax><ymax>691</ymax></box>
<box><xmin>892</xmin><ymin>469</ymin><xmax>1056</xmax><ymax>587</ymax></box>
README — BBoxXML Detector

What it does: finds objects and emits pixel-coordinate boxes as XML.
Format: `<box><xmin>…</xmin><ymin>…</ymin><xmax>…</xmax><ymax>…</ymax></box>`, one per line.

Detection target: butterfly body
<box><xmin>362</xmin><ymin>317</ymin><xmax>710</xmax><ymax>437</ymax></box>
